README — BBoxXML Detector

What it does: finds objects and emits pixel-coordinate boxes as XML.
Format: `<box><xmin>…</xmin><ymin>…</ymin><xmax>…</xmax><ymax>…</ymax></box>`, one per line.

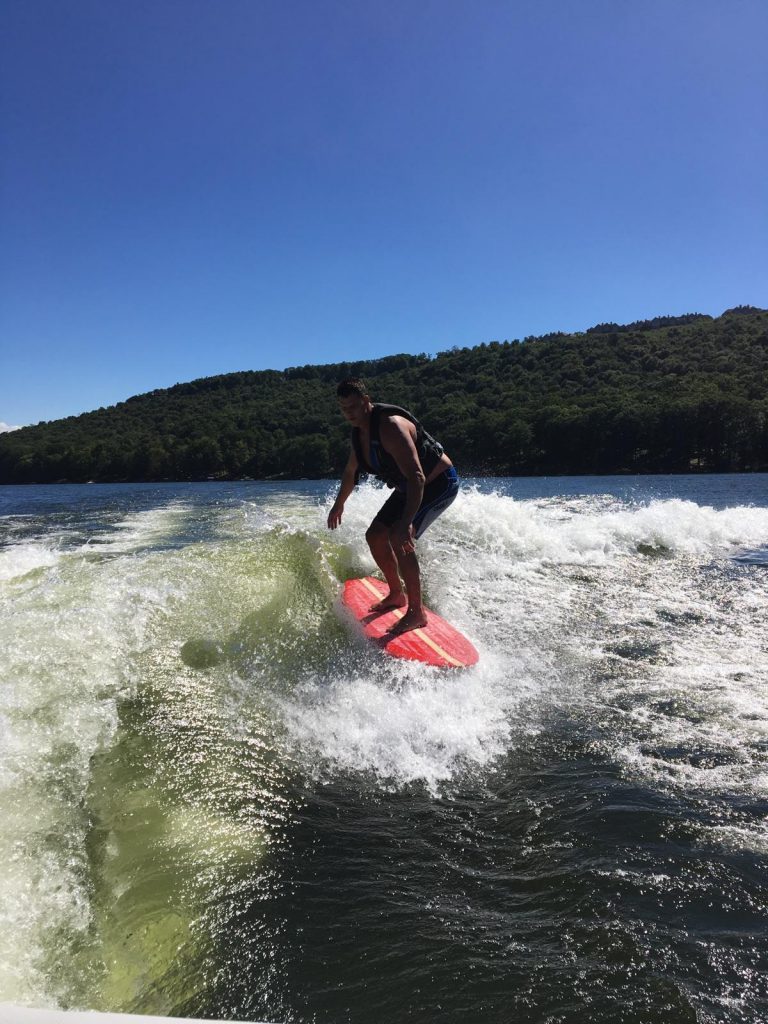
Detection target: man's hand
<box><xmin>328</xmin><ymin>451</ymin><xmax>357</xmax><ymax>530</ymax></box>
<box><xmin>392</xmin><ymin>520</ymin><xmax>415</xmax><ymax>554</ymax></box>
<box><xmin>327</xmin><ymin>502</ymin><xmax>344</xmax><ymax>529</ymax></box>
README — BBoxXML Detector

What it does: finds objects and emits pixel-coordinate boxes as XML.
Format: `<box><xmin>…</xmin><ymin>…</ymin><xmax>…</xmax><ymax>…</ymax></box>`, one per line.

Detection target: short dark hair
<box><xmin>336</xmin><ymin>378</ymin><xmax>368</xmax><ymax>398</ymax></box>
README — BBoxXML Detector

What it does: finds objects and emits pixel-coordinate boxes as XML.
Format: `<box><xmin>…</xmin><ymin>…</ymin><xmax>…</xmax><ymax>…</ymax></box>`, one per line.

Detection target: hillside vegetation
<box><xmin>2</xmin><ymin>306</ymin><xmax>766</xmax><ymax>483</ymax></box>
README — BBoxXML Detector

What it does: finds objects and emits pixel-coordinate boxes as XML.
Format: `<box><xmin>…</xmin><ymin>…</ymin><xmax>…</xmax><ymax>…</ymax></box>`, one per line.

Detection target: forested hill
<box><xmin>2</xmin><ymin>305</ymin><xmax>767</xmax><ymax>483</ymax></box>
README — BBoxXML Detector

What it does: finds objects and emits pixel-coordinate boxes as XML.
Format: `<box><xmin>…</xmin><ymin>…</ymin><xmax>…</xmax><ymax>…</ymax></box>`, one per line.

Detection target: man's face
<box><xmin>338</xmin><ymin>393</ymin><xmax>368</xmax><ymax>426</ymax></box>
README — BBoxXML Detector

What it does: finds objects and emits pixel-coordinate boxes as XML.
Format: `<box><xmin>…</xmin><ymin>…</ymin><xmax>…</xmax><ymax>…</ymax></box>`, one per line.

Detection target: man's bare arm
<box><xmin>327</xmin><ymin>449</ymin><xmax>358</xmax><ymax>529</ymax></box>
<box><xmin>380</xmin><ymin>417</ymin><xmax>425</xmax><ymax>548</ymax></box>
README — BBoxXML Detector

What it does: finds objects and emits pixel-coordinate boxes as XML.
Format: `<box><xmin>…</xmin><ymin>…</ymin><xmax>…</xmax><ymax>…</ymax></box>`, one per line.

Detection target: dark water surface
<box><xmin>1</xmin><ymin>476</ymin><xmax>767</xmax><ymax>1022</ymax></box>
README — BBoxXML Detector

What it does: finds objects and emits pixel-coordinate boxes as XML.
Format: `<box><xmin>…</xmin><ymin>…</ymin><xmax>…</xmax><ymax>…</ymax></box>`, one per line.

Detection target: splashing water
<box><xmin>1</xmin><ymin>476</ymin><xmax>767</xmax><ymax>1022</ymax></box>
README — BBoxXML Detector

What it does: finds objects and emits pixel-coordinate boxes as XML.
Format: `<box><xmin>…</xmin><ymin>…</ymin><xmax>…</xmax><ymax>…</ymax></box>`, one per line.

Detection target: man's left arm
<box><xmin>380</xmin><ymin>417</ymin><xmax>425</xmax><ymax>553</ymax></box>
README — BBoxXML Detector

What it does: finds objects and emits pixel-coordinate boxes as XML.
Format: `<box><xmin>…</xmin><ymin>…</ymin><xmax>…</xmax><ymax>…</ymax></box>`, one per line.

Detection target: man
<box><xmin>327</xmin><ymin>378</ymin><xmax>459</xmax><ymax>634</ymax></box>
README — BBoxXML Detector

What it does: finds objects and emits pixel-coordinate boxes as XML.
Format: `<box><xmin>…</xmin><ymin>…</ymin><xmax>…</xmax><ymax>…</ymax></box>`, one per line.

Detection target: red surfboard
<box><xmin>342</xmin><ymin>576</ymin><xmax>479</xmax><ymax>669</ymax></box>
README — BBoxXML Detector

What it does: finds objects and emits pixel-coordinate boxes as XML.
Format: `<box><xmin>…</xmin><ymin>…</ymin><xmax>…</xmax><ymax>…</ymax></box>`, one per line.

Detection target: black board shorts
<box><xmin>373</xmin><ymin>466</ymin><xmax>459</xmax><ymax>539</ymax></box>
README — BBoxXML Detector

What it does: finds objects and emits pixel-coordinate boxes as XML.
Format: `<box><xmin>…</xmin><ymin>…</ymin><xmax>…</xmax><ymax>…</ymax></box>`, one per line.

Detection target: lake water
<box><xmin>1</xmin><ymin>475</ymin><xmax>767</xmax><ymax>1023</ymax></box>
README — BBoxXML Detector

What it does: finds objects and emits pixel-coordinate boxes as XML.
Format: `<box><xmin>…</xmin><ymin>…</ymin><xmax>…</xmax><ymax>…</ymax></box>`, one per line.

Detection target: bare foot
<box><xmin>370</xmin><ymin>592</ymin><xmax>407</xmax><ymax>613</ymax></box>
<box><xmin>389</xmin><ymin>608</ymin><xmax>428</xmax><ymax>634</ymax></box>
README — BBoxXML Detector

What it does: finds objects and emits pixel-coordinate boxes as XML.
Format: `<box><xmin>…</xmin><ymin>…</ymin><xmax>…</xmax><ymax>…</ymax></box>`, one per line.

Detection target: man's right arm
<box><xmin>327</xmin><ymin>449</ymin><xmax>358</xmax><ymax>529</ymax></box>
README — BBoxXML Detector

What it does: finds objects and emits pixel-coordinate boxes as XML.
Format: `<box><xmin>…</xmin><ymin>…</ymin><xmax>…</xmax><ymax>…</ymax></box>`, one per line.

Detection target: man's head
<box><xmin>336</xmin><ymin>378</ymin><xmax>372</xmax><ymax>426</ymax></box>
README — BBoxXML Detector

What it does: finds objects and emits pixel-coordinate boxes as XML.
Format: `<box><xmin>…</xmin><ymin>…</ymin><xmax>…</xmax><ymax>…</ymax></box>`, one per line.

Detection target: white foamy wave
<box><xmin>0</xmin><ymin>543</ymin><xmax>181</xmax><ymax>1004</ymax></box>
<box><xmin>325</xmin><ymin>482</ymin><xmax>768</xmax><ymax>572</ymax></box>
<box><xmin>0</xmin><ymin>542</ymin><xmax>61</xmax><ymax>582</ymax></box>
<box><xmin>241</xmin><ymin>498</ymin><xmax>318</xmax><ymax>537</ymax></box>
<box><xmin>80</xmin><ymin>502</ymin><xmax>193</xmax><ymax>554</ymax></box>
<box><xmin>451</xmin><ymin>491</ymin><xmax>768</xmax><ymax>565</ymax></box>
<box><xmin>605</xmin><ymin>612</ymin><xmax>768</xmax><ymax>799</ymax></box>
<box><xmin>598</xmin><ymin>498</ymin><xmax>768</xmax><ymax>558</ymax></box>
<box><xmin>279</xmin><ymin>653</ymin><xmax>538</xmax><ymax>794</ymax></box>
<box><xmin>696</xmin><ymin>821</ymin><xmax>768</xmax><ymax>856</ymax></box>
<box><xmin>559</xmin><ymin>511</ymin><xmax>768</xmax><ymax>814</ymax></box>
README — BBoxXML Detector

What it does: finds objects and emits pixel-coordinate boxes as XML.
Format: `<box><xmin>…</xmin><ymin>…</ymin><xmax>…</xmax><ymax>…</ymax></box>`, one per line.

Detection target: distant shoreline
<box><xmin>2</xmin><ymin>306</ymin><xmax>766</xmax><ymax>484</ymax></box>
<box><xmin>4</xmin><ymin>468</ymin><xmax>768</xmax><ymax>488</ymax></box>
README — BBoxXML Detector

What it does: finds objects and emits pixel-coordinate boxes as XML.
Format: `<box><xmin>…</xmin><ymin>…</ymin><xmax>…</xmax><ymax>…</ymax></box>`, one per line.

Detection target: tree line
<box><xmin>1</xmin><ymin>305</ymin><xmax>766</xmax><ymax>483</ymax></box>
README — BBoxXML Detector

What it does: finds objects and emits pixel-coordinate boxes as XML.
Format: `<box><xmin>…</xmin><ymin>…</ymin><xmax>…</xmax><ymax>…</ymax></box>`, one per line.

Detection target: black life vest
<box><xmin>352</xmin><ymin>403</ymin><xmax>445</xmax><ymax>490</ymax></box>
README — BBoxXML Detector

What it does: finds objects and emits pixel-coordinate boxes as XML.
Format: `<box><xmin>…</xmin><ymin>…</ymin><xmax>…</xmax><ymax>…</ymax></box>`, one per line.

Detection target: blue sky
<box><xmin>1</xmin><ymin>0</ymin><xmax>766</xmax><ymax>428</ymax></box>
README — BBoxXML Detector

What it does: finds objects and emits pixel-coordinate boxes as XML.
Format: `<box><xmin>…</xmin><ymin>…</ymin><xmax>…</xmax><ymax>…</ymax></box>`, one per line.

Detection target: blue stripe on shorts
<box><xmin>412</xmin><ymin>466</ymin><xmax>459</xmax><ymax>538</ymax></box>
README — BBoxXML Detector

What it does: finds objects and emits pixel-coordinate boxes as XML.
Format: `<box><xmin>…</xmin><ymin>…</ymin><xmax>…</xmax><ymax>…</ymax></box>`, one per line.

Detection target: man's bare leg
<box><xmin>391</xmin><ymin>541</ymin><xmax>428</xmax><ymax>633</ymax></box>
<box><xmin>365</xmin><ymin>522</ymin><xmax>406</xmax><ymax>611</ymax></box>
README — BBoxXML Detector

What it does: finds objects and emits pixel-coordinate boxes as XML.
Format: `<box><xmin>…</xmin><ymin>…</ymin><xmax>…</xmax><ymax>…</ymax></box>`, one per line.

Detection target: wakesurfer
<box><xmin>327</xmin><ymin>378</ymin><xmax>459</xmax><ymax>634</ymax></box>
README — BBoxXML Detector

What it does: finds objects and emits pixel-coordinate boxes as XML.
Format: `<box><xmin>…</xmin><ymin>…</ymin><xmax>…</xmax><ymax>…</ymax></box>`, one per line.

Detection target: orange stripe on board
<box><xmin>410</xmin><ymin>629</ymin><xmax>464</xmax><ymax>668</ymax></box>
<box><xmin>360</xmin><ymin>576</ymin><xmax>387</xmax><ymax>601</ymax></box>
<box><xmin>358</xmin><ymin>577</ymin><xmax>464</xmax><ymax>668</ymax></box>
